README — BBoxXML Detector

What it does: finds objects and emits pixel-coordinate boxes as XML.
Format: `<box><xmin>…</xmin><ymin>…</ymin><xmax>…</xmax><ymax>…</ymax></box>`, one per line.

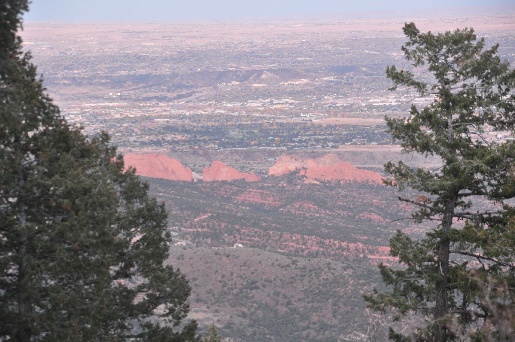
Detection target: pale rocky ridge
<box><xmin>203</xmin><ymin>161</ymin><xmax>261</xmax><ymax>182</ymax></box>
<box><xmin>124</xmin><ymin>153</ymin><xmax>382</xmax><ymax>184</ymax></box>
<box><xmin>269</xmin><ymin>153</ymin><xmax>383</xmax><ymax>184</ymax></box>
<box><xmin>124</xmin><ymin>153</ymin><xmax>193</xmax><ymax>181</ymax></box>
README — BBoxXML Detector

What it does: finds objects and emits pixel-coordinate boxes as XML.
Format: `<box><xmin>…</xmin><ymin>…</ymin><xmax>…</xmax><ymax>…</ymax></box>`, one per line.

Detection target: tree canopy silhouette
<box><xmin>0</xmin><ymin>1</ymin><xmax>199</xmax><ymax>341</ymax></box>
<box><xmin>365</xmin><ymin>22</ymin><xmax>515</xmax><ymax>341</ymax></box>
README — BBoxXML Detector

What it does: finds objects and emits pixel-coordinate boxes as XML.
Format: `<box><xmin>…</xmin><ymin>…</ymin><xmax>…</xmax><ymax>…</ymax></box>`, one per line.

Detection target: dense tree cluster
<box><xmin>0</xmin><ymin>1</ymin><xmax>198</xmax><ymax>341</ymax></box>
<box><xmin>365</xmin><ymin>23</ymin><xmax>515</xmax><ymax>341</ymax></box>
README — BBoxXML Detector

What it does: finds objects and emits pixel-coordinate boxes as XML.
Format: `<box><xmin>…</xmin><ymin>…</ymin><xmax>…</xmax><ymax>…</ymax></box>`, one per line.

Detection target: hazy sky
<box><xmin>24</xmin><ymin>0</ymin><xmax>514</xmax><ymax>22</ymax></box>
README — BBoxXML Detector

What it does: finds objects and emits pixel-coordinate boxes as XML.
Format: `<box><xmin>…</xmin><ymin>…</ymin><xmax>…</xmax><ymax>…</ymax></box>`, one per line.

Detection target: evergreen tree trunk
<box><xmin>15</xmin><ymin>160</ymin><xmax>31</xmax><ymax>342</ymax></box>
<box><xmin>434</xmin><ymin>197</ymin><xmax>456</xmax><ymax>341</ymax></box>
<box><xmin>433</xmin><ymin>107</ymin><xmax>457</xmax><ymax>341</ymax></box>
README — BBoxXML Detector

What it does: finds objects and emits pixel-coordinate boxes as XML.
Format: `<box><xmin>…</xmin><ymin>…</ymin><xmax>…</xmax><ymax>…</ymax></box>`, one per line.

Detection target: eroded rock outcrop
<box><xmin>124</xmin><ymin>154</ymin><xmax>193</xmax><ymax>181</ymax></box>
<box><xmin>268</xmin><ymin>155</ymin><xmax>305</xmax><ymax>177</ymax></box>
<box><xmin>269</xmin><ymin>153</ymin><xmax>382</xmax><ymax>184</ymax></box>
<box><xmin>203</xmin><ymin>161</ymin><xmax>261</xmax><ymax>182</ymax></box>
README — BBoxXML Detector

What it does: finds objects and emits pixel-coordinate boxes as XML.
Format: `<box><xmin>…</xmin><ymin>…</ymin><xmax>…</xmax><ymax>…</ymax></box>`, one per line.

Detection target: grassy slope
<box><xmin>149</xmin><ymin>175</ymin><xmax>424</xmax><ymax>340</ymax></box>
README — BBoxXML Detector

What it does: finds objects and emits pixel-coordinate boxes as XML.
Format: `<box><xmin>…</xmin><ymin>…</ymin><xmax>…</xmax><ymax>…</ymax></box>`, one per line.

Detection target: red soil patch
<box><xmin>357</xmin><ymin>212</ymin><xmax>386</xmax><ymax>223</ymax></box>
<box><xmin>281</xmin><ymin>201</ymin><xmax>331</xmax><ymax>216</ymax></box>
<box><xmin>230</xmin><ymin>227</ymin><xmax>395</xmax><ymax>264</ymax></box>
<box><xmin>235</xmin><ymin>189</ymin><xmax>282</xmax><ymax>206</ymax></box>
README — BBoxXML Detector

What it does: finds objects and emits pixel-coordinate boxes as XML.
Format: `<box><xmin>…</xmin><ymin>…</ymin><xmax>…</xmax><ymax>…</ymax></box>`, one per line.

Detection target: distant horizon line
<box><xmin>22</xmin><ymin>13</ymin><xmax>515</xmax><ymax>33</ymax></box>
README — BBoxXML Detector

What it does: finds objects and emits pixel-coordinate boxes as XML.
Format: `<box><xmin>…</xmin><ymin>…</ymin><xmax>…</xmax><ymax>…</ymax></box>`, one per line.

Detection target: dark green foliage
<box><xmin>0</xmin><ymin>2</ymin><xmax>198</xmax><ymax>341</ymax></box>
<box><xmin>364</xmin><ymin>23</ymin><xmax>515</xmax><ymax>340</ymax></box>
<box><xmin>202</xmin><ymin>324</ymin><xmax>222</xmax><ymax>342</ymax></box>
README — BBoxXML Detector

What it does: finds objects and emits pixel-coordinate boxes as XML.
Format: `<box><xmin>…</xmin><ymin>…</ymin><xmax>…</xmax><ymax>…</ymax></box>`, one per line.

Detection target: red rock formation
<box><xmin>124</xmin><ymin>153</ymin><xmax>193</xmax><ymax>181</ymax></box>
<box><xmin>269</xmin><ymin>153</ymin><xmax>383</xmax><ymax>184</ymax></box>
<box><xmin>268</xmin><ymin>155</ymin><xmax>305</xmax><ymax>176</ymax></box>
<box><xmin>203</xmin><ymin>161</ymin><xmax>261</xmax><ymax>182</ymax></box>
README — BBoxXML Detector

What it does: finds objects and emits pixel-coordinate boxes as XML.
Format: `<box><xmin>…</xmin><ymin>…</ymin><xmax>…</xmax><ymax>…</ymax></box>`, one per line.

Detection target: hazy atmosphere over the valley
<box><xmin>3</xmin><ymin>0</ymin><xmax>514</xmax><ymax>341</ymax></box>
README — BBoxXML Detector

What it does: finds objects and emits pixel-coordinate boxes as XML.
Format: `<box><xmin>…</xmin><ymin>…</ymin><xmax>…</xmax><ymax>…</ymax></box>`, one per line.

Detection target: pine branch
<box><xmin>450</xmin><ymin>250</ymin><xmax>515</xmax><ymax>269</ymax></box>
<box><xmin>454</xmin><ymin>210</ymin><xmax>503</xmax><ymax>221</ymax></box>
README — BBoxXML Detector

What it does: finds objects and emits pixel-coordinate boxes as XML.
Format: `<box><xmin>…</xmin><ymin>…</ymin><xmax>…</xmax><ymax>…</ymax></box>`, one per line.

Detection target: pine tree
<box><xmin>364</xmin><ymin>23</ymin><xmax>515</xmax><ymax>341</ymax></box>
<box><xmin>0</xmin><ymin>2</ymin><xmax>199</xmax><ymax>341</ymax></box>
<box><xmin>202</xmin><ymin>324</ymin><xmax>222</xmax><ymax>342</ymax></box>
